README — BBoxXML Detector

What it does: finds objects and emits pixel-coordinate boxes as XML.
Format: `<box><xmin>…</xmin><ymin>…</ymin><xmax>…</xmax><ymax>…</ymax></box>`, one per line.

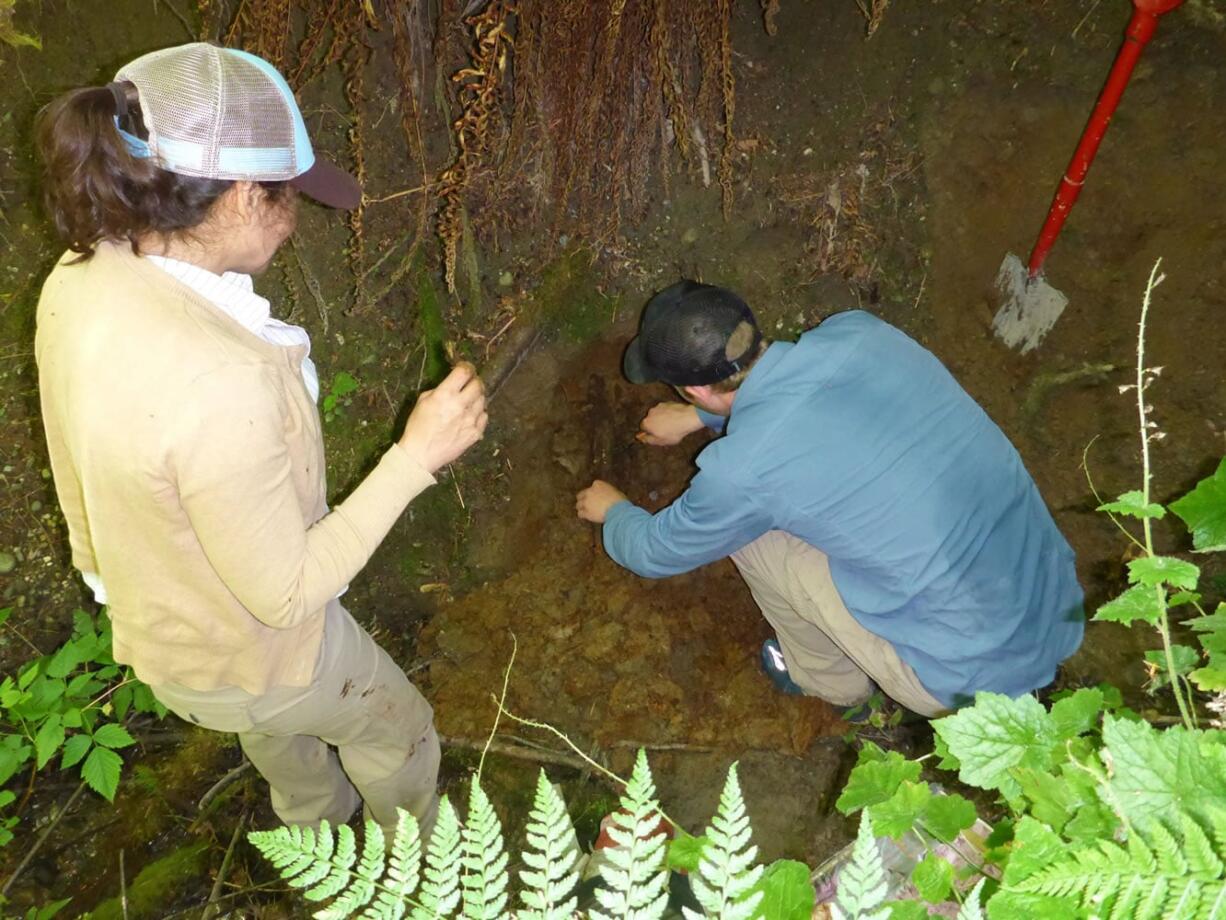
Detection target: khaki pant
<box><xmin>152</xmin><ymin>602</ymin><xmax>439</xmax><ymax>835</ymax></box>
<box><xmin>731</xmin><ymin>531</ymin><xmax>946</xmax><ymax>717</ymax></box>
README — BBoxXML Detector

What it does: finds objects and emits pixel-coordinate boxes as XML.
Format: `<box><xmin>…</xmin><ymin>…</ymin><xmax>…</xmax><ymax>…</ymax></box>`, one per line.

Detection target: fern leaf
<box><xmin>956</xmin><ymin>878</ymin><xmax>987</xmax><ymax>920</ymax></box>
<box><xmin>519</xmin><ymin>771</ymin><xmax>580</xmax><ymax>920</ymax></box>
<box><xmin>359</xmin><ymin>810</ymin><xmax>424</xmax><ymax>920</ymax></box>
<box><xmin>1186</xmin><ymin>813</ymin><xmax>1226</xmax><ymax>881</ymax></box>
<box><xmin>460</xmin><ymin>780</ymin><xmax>509</xmax><ymax>919</ymax></box>
<box><xmin>411</xmin><ymin>796</ymin><xmax>463</xmax><ymax>920</ymax></box>
<box><xmin>318</xmin><ymin>821</ymin><xmax>383</xmax><ymax>919</ymax></box>
<box><xmin>832</xmin><ymin>811</ymin><xmax>889</xmax><ymax>920</ymax></box>
<box><xmin>684</xmin><ymin>763</ymin><xmax>764</xmax><ymax>920</ymax></box>
<box><xmin>1201</xmin><ymin>883</ymin><xmax>1226</xmax><ymax>920</ymax></box>
<box><xmin>1151</xmin><ymin>820</ymin><xmax>1189</xmax><ymax>879</ymax></box>
<box><xmin>307</xmin><ymin>824</ymin><xmax>359</xmax><ymax>902</ymax></box>
<box><xmin>590</xmin><ymin>750</ymin><xmax>670</xmax><ymax>920</ymax></box>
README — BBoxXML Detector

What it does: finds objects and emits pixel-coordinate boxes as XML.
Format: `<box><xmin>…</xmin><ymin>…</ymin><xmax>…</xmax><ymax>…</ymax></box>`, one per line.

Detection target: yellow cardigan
<box><xmin>35</xmin><ymin>241</ymin><xmax>434</xmax><ymax>693</ymax></box>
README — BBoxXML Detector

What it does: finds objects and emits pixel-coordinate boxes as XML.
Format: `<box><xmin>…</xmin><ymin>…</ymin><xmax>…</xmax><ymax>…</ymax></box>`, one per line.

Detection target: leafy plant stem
<box><xmin>1081</xmin><ymin>437</ymin><xmax>1147</xmax><ymax>554</ymax></box>
<box><xmin>85</xmin><ymin>677</ymin><xmax>137</xmax><ymax>713</ymax></box>
<box><xmin>1134</xmin><ymin>258</ymin><xmax>1194</xmax><ymax>730</ymax></box>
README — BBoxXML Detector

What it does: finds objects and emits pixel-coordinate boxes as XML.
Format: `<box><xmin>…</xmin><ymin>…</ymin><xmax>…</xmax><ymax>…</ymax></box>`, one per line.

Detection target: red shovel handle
<box><xmin>1026</xmin><ymin>0</ymin><xmax>1182</xmax><ymax>279</ymax></box>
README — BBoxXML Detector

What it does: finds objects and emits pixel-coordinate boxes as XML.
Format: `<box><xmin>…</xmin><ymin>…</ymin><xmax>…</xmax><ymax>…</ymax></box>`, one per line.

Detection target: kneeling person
<box><xmin>575</xmin><ymin>281</ymin><xmax>1084</xmax><ymax>716</ymax></box>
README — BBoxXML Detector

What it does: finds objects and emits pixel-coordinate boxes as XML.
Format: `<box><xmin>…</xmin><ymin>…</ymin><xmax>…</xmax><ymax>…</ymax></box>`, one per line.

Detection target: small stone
<box><xmin>0</xmin><ymin>551</ymin><xmax>14</xmax><ymax>575</ymax></box>
<box><xmin>498</xmin><ymin>271</ymin><xmax>514</xmax><ymax>287</ymax></box>
<box><xmin>681</xmin><ymin>228</ymin><xmax>699</xmax><ymax>245</ymax></box>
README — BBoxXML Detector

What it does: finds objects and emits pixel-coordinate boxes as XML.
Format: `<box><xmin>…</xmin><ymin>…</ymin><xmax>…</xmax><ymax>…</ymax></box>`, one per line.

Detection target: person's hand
<box><xmin>576</xmin><ymin>480</ymin><xmax>628</xmax><ymax>523</ymax></box>
<box><xmin>636</xmin><ymin>401</ymin><xmax>705</xmax><ymax>446</ymax></box>
<box><xmin>397</xmin><ymin>362</ymin><xmax>488</xmax><ymax>474</ymax></box>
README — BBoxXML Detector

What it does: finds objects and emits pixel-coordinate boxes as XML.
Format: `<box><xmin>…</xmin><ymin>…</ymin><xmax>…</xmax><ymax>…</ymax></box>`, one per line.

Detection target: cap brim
<box><xmin>622</xmin><ymin>335</ymin><xmax>657</xmax><ymax>384</ymax></box>
<box><xmin>291</xmin><ymin>157</ymin><xmax>362</xmax><ymax>210</ymax></box>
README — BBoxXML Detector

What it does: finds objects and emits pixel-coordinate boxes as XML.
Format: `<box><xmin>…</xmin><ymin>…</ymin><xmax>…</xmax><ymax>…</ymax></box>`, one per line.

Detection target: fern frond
<box><xmin>360</xmin><ymin>810</ymin><xmax>423</xmax><ymax>920</ymax></box>
<box><xmin>460</xmin><ymin>780</ymin><xmax>509</xmax><ymax>919</ymax></box>
<box><xmin>411</xmin><ymin>796</ymin><xmax>463</xmax><ymax>920</ymax></box>
<box><xmin>1185</xmin><ymin>812</ymin><xmax>1225</xmax><ymax>881</ymax></box>
<box><xmin>832</xmin><ymin>811</ymin><xmax>889</xmax><ymax>920</ymax></box>
<box><xmin>308</xmin><ymin>824</ymin><xmax>359</xmax><ymax>902</ymax></box>
<box><xmin>1013</xmin><ymin>812</ymin><xmax>1226</xmax><ymax>920</ymax></box>
<box><xmin>956</xmin><ymin>878</ymin><xmax>986</xmax><ymax>920</ymax></box>
<box><xmin>590</xmin><ymin>750</ymin><xmax>670</xmax><ymax>920</ymax></box>
<box><xmin>1150</xmin><ymin>820</ymin><xmax>1188</xmax><ymax>879</ymax></box>
<box><xmin>681</xmin><ymin>763</ymin><xmax>764</xmax><ymax>920</ymax></box>
<box><xmin>249</xmin><ymin>819</ymin><xmax>393</xmax><ymax>920</ymax></box>
<box><xmin>519</xmin><ymin>771</ymin><xmax>580</xmax><ymax>920</ymax></box>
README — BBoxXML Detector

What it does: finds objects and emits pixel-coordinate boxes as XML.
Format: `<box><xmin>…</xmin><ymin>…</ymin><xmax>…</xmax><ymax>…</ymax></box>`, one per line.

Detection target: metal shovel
<box><xmin>992</xmin><ymin>0</ymin><xmax>1183</xmax><ymax>353</ymax></box>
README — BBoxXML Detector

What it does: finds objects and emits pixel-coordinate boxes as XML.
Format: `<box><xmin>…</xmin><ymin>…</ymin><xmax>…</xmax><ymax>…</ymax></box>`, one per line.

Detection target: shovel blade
<box><xmin>991</xmin><ymin>253</ymin><xmax>1068</xmax><ymax>353</ymax></box>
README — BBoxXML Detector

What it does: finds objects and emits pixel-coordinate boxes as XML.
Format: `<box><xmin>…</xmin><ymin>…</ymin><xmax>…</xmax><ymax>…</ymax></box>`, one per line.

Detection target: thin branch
<box><xmin>202</xmin><ymin>812</ymin><xmax>247</xmax><ymax>920</ymax></box>
<box><xmin>2</xmin><ymin>782</ymin><xmax>88</xmax><ymax>897</ymax></box>
<box><xmin>197</xmin><ymin>759</ymin><xmax>254</xmax><ymax>814</ymax></box>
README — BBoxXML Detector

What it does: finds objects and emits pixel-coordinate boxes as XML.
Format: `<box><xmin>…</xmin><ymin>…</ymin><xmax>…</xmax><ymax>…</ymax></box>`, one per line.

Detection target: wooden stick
<box><xmin>2</xmin><ymin>781</ymin><xmax>87</xmax><ymax>897</ymax></box>
<box><xmin>202</xmin><ymin>812</ymin><xmax>247</xmax><ymax>920</ymax></box>
<box><xmin>197</xmin><ymin>760</ymin><xmax>253</xmax><ymax>813</ymax></box>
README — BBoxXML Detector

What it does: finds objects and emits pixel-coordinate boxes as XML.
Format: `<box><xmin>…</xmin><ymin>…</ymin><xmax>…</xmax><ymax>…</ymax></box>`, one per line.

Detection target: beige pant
<box><xmin>152</xmin><ymin>602</ymin><xmax>439</xmax><ymax>835</ymax></box>
<box><xmin>732</xmin><ymin>531</ymin><xmax>946</xmax><ymax>717</ymax></box>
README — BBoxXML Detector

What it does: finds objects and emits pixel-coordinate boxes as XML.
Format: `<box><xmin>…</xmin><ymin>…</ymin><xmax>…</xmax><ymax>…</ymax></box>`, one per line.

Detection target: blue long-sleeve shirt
<box><xmin>603</xmin><ymin>311</ymin><xmax>1084</xmax><ymax>707</ymax></box>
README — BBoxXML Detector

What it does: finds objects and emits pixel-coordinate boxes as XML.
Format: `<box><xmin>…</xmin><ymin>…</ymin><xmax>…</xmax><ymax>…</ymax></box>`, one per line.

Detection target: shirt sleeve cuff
<box><xmin>696</xmin><ymin>408</ymin><xmax>727</xmax><ymax>433</ymax></box>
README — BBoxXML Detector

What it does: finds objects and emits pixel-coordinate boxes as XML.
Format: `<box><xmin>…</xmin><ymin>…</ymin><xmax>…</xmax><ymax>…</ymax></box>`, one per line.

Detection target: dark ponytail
<box><xmin>34</xmin><ymin>82</ymin><xmax>273</xmax><ymax>259</ymax></box>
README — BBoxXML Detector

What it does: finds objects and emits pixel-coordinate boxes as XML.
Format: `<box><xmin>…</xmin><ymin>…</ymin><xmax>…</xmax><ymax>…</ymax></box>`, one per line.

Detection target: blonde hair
<box><xmin>710</xmin><ymin>328</ymin><xmax>767</xmax><ymax>393</ymax></box>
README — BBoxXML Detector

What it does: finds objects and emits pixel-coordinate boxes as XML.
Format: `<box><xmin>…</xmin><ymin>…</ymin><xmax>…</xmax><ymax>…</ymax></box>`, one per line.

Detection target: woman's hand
<box><xmin>636</xmin><ymin>401</ymin><xmax>705</xmax><ymax>446</ymax></box>
<box><xmin>398</xmin><ymin>362</ymin><xmax>488</xmax><ymax>474</ymax></box>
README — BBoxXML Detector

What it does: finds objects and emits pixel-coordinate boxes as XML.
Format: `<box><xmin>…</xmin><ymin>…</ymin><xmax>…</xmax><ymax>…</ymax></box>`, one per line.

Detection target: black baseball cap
<box><xmin>623</xmin><ymin>281</ymin><xmax>762</xmax><ymax>386</ymax></box>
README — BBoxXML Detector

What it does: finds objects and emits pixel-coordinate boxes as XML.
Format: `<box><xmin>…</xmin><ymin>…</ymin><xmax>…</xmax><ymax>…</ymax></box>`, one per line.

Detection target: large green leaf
<box><xmin>1101</xmin><ymin>715</ymin><xmax>1226</xmax><ymax>829</ymax></box>
<box><xmin>1000</xmin><ymin>817</ymin><xmax>1064</xmax><ymax>886</ymax></box>
<box><xmin>81</xmin><ymin>746</ymin><xmax>123</xmax><ymax>801</ymax></box>
<box><xmin>836</xmin><ymin>751</ymin><xmax>922</xmax><ymax>814</ymax></box>
<box><xmin>1171</xmin><ymin>457</ymin><xmax>1226</xmax><ymax>552</ymax></box>
<box><xmin>932</xmin><ymin>694</ymin><xmax>1058</xmax><ymax>799</ymax></box>
<box><xmin>34</xmin><ymin>714</ymin><xmax>65</xmax><ymax>770</ymax></box>
<box><xmin>60</xmin><ymin>734</ymin><xmax>92</xmax><ymax>770</ymax></box>
<box><xmin>1093</xmin><ymin>584</ymin><xmax>1163</xmax><ymax>626</ymax></box>
<box><xmin>1097</xmin><ymin>490</ymin><xmax>1166</xmax><ymax>521</ymax></box>
<box><xmin>921</xmin><ymin>794</ymin><xmax>977</xmax><ymax>844</ymax></box>
<box><xmin>666</xmin><ymin>831</ymin><xmax>708</xmax><ymax>873</ymax></box>
<box><xmin>868</xmin><ymin>781</ymin><xmax>931</xmax><ymax>839</ymax></box>
<box><xmin>1126</xmin><ymin>556</ymin><xmax>1200</xmax><ymax>590</ymax></box>
<box><xmin>911</xmin><ymin>853</ymin><xmax>953</xmax><ymax>904</ymax></box>
<box><xmin>749</xmin><ymin>859</ymin><xmax>815</xmax><ymax>920</ymax></box>
<box><xmin>92</xmin><ymin>723</ymin><xmax>136</xmax><ymax>750</ymax></box>
<box><xmin>1049</xmin><ymin>687</ymin><xmax>1103</xmax><ymax>740</ymax></box>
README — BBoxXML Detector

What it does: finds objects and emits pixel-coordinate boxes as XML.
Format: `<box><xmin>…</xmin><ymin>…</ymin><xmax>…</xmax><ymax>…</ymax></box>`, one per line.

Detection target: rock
<box><xmin>681</xmin><ymin>227</ymin><xmax>699</xmax><ymax>244</ymax></box>
<box><xmin>0</xmin><ymin>551</ymin><xmax>15</xmax><ymax>575</ymax></box>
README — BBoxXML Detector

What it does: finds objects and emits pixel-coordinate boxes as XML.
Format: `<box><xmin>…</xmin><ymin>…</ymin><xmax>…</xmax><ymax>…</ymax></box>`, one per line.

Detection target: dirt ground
<box><xmin>1</xmin><ymin>0</ymin><xmax>1225</xmax><ymax>914</ymax></box>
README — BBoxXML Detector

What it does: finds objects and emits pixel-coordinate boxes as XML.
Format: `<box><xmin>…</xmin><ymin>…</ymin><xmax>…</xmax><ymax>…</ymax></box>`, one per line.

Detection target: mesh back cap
<box><xmin>623</xmin><ymin>281</ymin><xmax>762</xmax><ymax>386</ymax></box>
<box><xmin>115</xmin><ymin>43</ymin><xmax>360</xmax><ymax>208</ymax></box>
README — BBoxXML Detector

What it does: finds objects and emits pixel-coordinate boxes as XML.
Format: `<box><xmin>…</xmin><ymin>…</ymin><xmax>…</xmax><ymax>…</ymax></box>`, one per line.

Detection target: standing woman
<box><xmin>33</xmin><ymin>43</ymin><xmax>486</xmax><ymax>836</ymax></box>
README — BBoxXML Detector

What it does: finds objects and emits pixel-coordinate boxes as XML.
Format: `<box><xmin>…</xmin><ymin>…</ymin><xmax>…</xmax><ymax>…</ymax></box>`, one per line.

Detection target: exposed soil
<box><xmin>1</xmin><ymin>0</ymin><xmax>1225</xmax><ymax>915</ymax></box>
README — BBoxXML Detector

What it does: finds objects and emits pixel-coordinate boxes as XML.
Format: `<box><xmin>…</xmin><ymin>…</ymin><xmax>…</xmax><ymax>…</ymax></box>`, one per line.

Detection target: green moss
<box><xmin>534</xmin><ymin>248</ymin><xmax>617</xmax><ymax>343</ymax></box>
<box><xmin>415</xmin><ymin>260</ymin><xmax>450</xmax><ymax>387</ymax></box>
<box><xmin>87</xmin><ymin>841</ymin><xmax>209</xmax><ymax>919</ymax></box>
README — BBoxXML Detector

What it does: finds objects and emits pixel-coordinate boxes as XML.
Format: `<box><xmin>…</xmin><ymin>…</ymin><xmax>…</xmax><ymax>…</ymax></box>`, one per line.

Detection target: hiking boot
<box><xmin>759</xmin><ymin>639</ymin><xmax>875</xmax><ymax>723</ymax></box>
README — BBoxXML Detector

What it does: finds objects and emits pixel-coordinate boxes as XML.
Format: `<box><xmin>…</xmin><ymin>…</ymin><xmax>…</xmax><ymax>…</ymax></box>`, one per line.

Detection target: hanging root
<box><xmin>855</xmin><ymin>0</ymin><xmax>890</xmax><ymax>39</ymax></box>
